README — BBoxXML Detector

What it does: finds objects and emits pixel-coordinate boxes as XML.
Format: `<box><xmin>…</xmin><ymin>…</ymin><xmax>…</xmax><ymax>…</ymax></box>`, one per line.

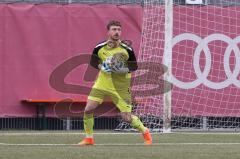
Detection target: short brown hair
<box><xmin>107</xmin><ymin>20</ymin><xmax>121</xmax><ymax>30</ymax></box>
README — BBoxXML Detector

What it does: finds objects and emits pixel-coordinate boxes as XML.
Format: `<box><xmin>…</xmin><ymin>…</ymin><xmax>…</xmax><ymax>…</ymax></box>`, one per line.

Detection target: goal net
<box><xmin>116</xmin><ymin>0</ymin><xmax>240</xmax><ymax>132</ymax></box>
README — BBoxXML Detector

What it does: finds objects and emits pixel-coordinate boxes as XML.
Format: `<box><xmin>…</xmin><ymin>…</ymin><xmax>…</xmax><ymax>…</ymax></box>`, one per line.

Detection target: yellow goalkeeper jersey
<box><xmin>90</xmin><ymin>41</ymin><xmax>137</xmax><ymax>91</ymax></box>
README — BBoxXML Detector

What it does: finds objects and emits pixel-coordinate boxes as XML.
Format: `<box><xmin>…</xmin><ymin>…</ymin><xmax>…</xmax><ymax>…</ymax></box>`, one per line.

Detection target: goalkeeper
<box><xmin>78</xmin><ymin>20</ymin><xmax>152</xmax><ymax>146</ymax></box>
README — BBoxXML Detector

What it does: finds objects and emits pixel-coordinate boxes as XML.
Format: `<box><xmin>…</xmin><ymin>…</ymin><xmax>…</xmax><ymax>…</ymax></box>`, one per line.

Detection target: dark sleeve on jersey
<box><xmin>127</xmin><ymin>48</ymin><xmax>138</xmax><ymax>72</ymax></box>
<box><xmin>90</xmin><ymin>47</ymin><xmax>101</xmax><ymax>69</ymax></box>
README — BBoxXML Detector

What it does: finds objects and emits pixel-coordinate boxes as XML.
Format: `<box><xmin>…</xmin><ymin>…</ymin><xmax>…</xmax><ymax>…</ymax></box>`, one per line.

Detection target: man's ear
<box><xmin>107</xmin><ymin>30</ymin><xmax>110</xmax><ymax>36</ymax></box>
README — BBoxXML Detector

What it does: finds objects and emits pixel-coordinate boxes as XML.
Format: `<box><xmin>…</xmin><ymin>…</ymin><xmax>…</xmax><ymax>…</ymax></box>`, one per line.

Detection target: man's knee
<box><xmin>121</xmin><ymin>113</ymin><xmax>132</xmax><ymax>123</ymax></box>
<box><xmin>84</xmin><ymin>100</ymin><xmax>99</xmax><ymax>114</ymax></box>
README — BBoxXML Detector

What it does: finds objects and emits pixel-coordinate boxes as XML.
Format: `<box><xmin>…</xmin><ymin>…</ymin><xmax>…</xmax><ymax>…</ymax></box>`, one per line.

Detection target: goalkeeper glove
<box><xmin>99</xmin><ymin>61</ymin><xmax>112</xmax><ymax>73</ymax></box>
<box><xmin>112</xmin><ymin>65</ymin><xmax>129</xmax><ymax>73</ymax></box>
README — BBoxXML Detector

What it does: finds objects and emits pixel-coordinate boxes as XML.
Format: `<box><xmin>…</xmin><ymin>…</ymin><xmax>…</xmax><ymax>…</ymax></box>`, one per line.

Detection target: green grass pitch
<box><xmin>0</xmin><ymin>131</ymin><xmax>240</xmax><ymax>159</ymax></box>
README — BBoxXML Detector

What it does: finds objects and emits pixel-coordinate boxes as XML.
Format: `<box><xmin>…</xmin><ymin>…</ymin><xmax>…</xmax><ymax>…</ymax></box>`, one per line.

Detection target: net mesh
<box><xmin>116</xmin><ymin>0</ymin><xmax>240</xmax><ymax>131</ymax></box>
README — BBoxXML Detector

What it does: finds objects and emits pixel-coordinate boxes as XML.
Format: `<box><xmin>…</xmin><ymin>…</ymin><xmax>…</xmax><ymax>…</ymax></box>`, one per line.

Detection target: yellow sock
<box><xmin>83</xmin><ymin>113</ymin><xmax>94</xmax><ymax>138</ymax></box>
<box><xmin>130</xmin><ymin>115</ymin><xmax>147</xmax><ymax>133</ymax></box>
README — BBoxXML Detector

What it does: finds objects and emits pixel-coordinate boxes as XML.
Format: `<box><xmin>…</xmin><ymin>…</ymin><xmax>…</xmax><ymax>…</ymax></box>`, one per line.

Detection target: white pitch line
<box><xmin>0</xmin><ymin>143</ymin><xmax>240</xmax><ymax>146</ymax></box>
<box><xmin>173</xmin><ymin>132</ymin><xmax>240</xmax><ymax>135</ymax></box>
<box><xmin>0</xmin><ymin>132</ymin><xmax>143</xmax><ymax>136</ymax></box>
<box><xmin>0</xmin><ymin>132</ymin><xmax>240</xmax><ymax>136</ymax></box>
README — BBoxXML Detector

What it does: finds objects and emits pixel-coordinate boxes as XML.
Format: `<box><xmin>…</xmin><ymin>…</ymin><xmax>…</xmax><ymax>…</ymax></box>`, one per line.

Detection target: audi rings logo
<box><xmin>169</xmin><ymin>33</ymin><xmax>240</xmax><ymax>89</ymax></box>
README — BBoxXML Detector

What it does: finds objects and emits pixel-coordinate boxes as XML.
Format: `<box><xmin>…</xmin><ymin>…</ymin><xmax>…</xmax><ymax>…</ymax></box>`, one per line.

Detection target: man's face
<box><xmin>108</xmin><ymin>25</ymin><xmax>122</xmax><ymax>41</ymax></box>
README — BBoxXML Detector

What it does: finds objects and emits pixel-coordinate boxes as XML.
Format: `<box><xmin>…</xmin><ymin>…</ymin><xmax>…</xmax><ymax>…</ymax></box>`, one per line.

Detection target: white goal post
<box><xmin>163</xmin><ymin>0</ymin><xmax>173</xmax><ymax>133</ymax></box>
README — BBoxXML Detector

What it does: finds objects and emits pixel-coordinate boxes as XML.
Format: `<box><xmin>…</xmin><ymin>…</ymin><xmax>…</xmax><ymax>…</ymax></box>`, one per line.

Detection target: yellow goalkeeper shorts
<box><xmin>88</xmin><ymin>87</ymin><xmax>132</xmax><ymax>113</ymax></box>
